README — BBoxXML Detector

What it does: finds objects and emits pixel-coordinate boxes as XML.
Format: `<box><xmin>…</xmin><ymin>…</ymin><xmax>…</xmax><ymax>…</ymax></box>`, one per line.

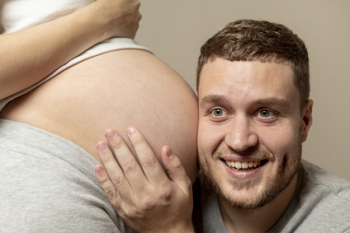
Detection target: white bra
<box><xmin>1</xmin><ymin>0</ymin><xmax>94</xmax><ymax>34</ymax></box>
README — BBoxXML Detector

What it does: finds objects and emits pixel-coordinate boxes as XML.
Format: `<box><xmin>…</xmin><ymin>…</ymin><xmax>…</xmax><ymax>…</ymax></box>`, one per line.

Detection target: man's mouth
<box><xmin>223</xmin><ymin>160</ymin><xmax>267</xmax><ymax>170</ymax></box>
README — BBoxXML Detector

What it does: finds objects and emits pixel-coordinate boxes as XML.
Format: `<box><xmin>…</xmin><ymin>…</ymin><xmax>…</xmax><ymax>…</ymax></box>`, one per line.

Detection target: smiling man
<box><xmin>95</xmin><ymin>19</ymin><xmax>350</xmax><ymax>233</ymax></box>
<box><xmin>198</xmin><ymin>60</ymin><xmax>305</xmax><ymax>210</ymax></box>
<box><xmin>196</xmin><ymin>19</ymin><xmax>350</xmax><ymax>233</ymax></box>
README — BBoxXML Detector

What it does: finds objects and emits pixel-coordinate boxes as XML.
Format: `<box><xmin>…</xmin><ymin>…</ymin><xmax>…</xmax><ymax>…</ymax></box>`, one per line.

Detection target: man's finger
<box><xmin>161</xmin><ymin>145</ymin><xmax>192</xmax><ymax>196</ymax></box>
<box><xmin>94</xmin><ymin>165</ymin><xmax>121</xmax><ymax>209</ymax></box>
<box><xmin>126</xmin><ymin>127</ymin><xmax>169</xmax><ymax>187</ymax></box>
<box><xmin>104</xmin><ymin>129</ymin><xmax>149</xmax><ymax>192</ymax></box>
<box><xmin>97</xmin><ymin>140</ymin><xmax>135</xmax><ymax>200</ymax></box>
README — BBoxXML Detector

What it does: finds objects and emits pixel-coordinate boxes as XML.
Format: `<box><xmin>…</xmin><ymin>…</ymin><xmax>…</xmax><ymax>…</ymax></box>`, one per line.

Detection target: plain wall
<box><xmin>135</xmin><ymin>0</ymin><xmax>350</xmax><ymax>181</ymax></box>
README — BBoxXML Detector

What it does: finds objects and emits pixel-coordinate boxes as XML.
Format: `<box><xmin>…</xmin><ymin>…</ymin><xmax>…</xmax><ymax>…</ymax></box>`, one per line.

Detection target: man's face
<box><xmin>197</xmin><ymin>58</ymin><xmax>312</xmax><ymax>209</ymax></box>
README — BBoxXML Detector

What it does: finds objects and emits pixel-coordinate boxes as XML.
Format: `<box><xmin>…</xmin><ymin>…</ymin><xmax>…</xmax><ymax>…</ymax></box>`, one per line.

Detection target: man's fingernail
<box><xmin>165</xmin><ymin>146</ymin><xmax>173</xmax><ymax>159</ymax></box>
<box><xmin>95</xmin><ymin>166</ymin><xmax>104</xmax><ymax>174</ymax></box>
<box><xmin>106</xmin><ymin>130</ymin><xmax>116</xmax><ymax>140</ymax></box>
<box><xmin>97</xmin><ymin>142</ymin><xmax>107</xmax><ymax>152</ymax></box>
<box><xmin>127</xmin><ymin>127</ymin><xmax>137</xmax><ymax>137</ymax></box>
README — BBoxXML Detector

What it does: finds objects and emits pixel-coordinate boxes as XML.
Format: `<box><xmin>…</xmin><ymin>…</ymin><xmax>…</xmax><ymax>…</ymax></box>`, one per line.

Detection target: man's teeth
<box><xmin>225</xmin><ymin>161</ymin><xmax>261</xmax><ymax>170</ymax></box>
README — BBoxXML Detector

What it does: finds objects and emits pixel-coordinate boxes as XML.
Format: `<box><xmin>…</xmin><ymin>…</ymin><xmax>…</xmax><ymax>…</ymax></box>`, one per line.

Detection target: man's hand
<box><xmin>95</xmin><ymin>0</ymin><xmax>142</xmax><ymax>39</ymax></box>
<box><xmin>95</xmin><ymin>128</ymin><xmax>194</xmax><ymax>233</ymax></box>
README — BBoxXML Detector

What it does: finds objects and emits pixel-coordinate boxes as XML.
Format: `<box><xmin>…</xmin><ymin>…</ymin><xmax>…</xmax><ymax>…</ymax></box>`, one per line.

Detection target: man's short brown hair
<box><xmin>197</xmin><ymin>19</ymin><xmax>310</xmax><ymax>107</ymax></box>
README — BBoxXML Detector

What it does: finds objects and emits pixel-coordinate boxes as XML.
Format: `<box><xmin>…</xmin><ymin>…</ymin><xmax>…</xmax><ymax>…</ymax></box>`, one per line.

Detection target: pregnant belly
<box><xmin>1</xmin><ymin>49</ymin><xmax>199</xmax><ymax>181</ymax></box>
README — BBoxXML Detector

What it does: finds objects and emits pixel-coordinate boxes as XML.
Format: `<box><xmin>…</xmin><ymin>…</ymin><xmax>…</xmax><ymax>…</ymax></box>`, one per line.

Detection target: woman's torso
<box><xmin>1</xmin><ymin>49</ymin><xmax>199</xmax><ymax>181</ymax></box>
<box><xmin>0</xmin><ymin>0</ymin><xmax>199</xmax><ymax>181</ymax></box>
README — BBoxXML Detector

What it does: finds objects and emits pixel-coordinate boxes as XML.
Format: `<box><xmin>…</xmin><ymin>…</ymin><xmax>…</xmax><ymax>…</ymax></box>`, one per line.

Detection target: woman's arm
<box><xmin>95</xmin><ymin>127</ymin><xmax>195</xmax><ymax>233</ymax></box>
<box><xmin>0</xmin><ymin>0</ymin><xmax>141</xmax><ymax>99</ymax></box>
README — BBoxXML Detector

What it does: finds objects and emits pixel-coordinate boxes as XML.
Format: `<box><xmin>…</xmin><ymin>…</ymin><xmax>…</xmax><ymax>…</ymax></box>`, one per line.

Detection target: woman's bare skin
<box><xmin>1</xmin><ymin>49</ymin><xmax>199</xmax><ymax>181</ymax></box>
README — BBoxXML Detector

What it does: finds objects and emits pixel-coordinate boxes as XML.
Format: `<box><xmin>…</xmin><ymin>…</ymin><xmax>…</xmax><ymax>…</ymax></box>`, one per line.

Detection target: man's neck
<box><xmin>219</xmin><ymin>175</ymin><xmax>298</xmax><ymax>233</ymax></box>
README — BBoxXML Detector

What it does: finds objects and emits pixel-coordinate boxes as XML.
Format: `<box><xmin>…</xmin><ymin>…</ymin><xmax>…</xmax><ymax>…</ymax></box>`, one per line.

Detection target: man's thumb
<box><xmin>161</xmin><ymin>145</ymin><xmax>192</xmax><ymax>195</ymax></box>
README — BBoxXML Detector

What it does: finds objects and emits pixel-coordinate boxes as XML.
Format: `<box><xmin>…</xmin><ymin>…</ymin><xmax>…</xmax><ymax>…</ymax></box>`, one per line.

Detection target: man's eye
<box><xmin>211</xmin><ymin>109</ymin><xmax>224</xmax><ymax>116</ymax></box>
<box><xmin>259</xmin><ymin>110</ymin><xmax>274</xmax><ymax>118</ymax></box>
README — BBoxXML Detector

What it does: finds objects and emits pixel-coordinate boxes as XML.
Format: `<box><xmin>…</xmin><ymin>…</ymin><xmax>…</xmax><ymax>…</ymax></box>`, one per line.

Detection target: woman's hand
<box><xmin>95</xmin><ymin>128</ymin><xmax>194</xmax><ymax>233</ymax></box>
<box><xmin>0</xmin><ymin>0</ymin><xmax>141</xmax><ymax>100</ymax></box>
<box><xmin>95</xmin><ymin>0</ymin><xmax>142</xmax><ymax>39</ymax></box>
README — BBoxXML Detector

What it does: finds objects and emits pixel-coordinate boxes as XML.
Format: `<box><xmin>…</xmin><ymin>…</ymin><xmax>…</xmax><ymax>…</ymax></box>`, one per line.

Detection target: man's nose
<box><xmin>225</xmin><ymin>115</ymin><xmax>258</xmax><ymax>153</ymax></box>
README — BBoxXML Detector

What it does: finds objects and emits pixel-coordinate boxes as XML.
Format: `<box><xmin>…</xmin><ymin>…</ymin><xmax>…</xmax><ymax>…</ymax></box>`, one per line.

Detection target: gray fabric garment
<box><xmin>201</xmin><ymin>185</ymin><xmax>228</xmax><ymax>233</ymax></box>
<box><xmin>0</xmin><ymin>119</ymin><xmax>135</xmax><ymax>233</ymax></box>
<box><xmin>200</xmin><ymin>160</ymin><xmax>350</xmax><ymax>233</ymax></box>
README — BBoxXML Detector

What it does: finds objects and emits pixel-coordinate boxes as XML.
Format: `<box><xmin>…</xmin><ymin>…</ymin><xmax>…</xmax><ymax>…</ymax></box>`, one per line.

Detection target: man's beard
<box><xmin>199</xmin><ymin>142</ymin><xmax>302</xmax><ymax>209</ymax></box>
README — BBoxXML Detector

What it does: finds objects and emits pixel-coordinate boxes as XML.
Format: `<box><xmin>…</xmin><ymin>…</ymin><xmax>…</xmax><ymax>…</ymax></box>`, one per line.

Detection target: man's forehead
<box><xmin>198</xmin><ymin>59</ymin><xmax>299</xmax><ymax>109</ymax></box>
<box><xmin>199</xmin><ymin>59</ymin><xmax>295</xmax><ymax>90</ymax></box>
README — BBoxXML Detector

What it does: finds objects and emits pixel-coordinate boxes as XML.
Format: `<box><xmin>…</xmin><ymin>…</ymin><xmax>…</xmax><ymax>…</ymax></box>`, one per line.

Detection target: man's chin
<box><xmin>218</xmin><ymin>185</ymin><xmax>274</xmax><ymax>210</ymax></box>
<box><xmin>217</xmin><ymin>168</ymin><xmax>298</xmax><ymax>210</ymax></box>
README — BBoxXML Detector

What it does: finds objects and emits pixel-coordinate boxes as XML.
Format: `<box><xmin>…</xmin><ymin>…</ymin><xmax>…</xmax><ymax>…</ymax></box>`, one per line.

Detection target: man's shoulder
<box><xmin>269</xmin><ymin>160</ymin><xmax>350</xmax><ymax>232</ymax></box>
<box><xmin>281</xmin><ymin>160</ymin><xmax>350</xmax><ymax>232</ymax></box>
<box><xmin>301</xmin><ymin>159</ymin><xmax>350</xmax><ymax>200</ymax></box>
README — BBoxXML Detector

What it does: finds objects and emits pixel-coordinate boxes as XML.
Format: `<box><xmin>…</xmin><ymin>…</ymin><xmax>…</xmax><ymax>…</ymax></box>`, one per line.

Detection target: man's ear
<box><xmin>301</xmin><ymin>99</ymin><xmax>313</xmax><ymax>142</ymax></box>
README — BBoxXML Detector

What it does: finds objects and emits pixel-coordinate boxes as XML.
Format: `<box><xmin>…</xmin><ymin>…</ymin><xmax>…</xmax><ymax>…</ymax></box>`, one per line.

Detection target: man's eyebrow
<box><xmin>256</xmin><ymin>97</ymin><xmax>291</xmax><ymax>109</ymax></box>
<box><xmin>200</xmin><ymin>95</ymin><xmax>228</xmax><ymax>107</ymax></box>
<box><xmin>200</xmin><ymin>96</ymin><xmax>291</xmax><ymax>109</ymax></box>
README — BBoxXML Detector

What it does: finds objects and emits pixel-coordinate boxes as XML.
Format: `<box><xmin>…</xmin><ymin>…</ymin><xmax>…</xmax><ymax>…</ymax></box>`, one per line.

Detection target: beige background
<box><xmin>135</xmin><ymin>0</ymin><xmax>350</xmax><ymax>181</ymax></box>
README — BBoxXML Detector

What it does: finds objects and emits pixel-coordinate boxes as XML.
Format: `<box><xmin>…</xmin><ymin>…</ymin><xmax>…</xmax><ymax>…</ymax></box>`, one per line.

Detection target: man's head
<box><xmin>197</xmin><ymin>19</ymin><xmax>313</xmax><ymax>210</ymax></box>
<box><xmin>197</xmin><ymin>19</ymin><xmax>310</xmax><ymax>109</ymax></box>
